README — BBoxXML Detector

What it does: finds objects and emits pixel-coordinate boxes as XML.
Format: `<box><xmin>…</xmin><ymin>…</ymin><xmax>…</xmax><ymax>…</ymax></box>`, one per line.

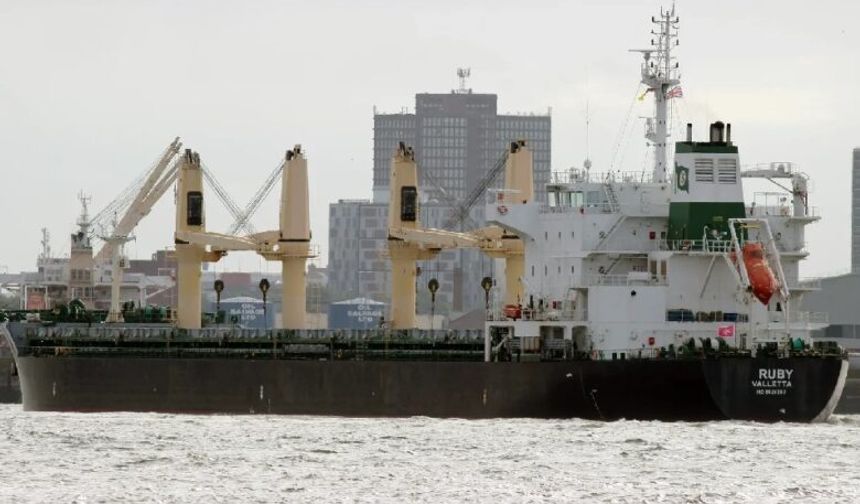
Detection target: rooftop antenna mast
<box><xmin>584</xmin><ymin>98</ymin><xmax>592</xmax><ymax>172</ymax></box>
<box><xmin>630</xmin><ymin>4</ymin><xmax>680</xmax><ymax>183</ymax></box>
<box><xmin>456</xmin><ymin>67</ymin><xmax>471</xmax><ymax>94</ymax></box>
<box><xmin>77</xmin><ymin>191</ymin><xmax>92</xmax><ymax>236</ymax></box>
<box><xmin>39</xmin><ymin>228</ymin><xmax>52</xmax><ymax>260</ymax></box>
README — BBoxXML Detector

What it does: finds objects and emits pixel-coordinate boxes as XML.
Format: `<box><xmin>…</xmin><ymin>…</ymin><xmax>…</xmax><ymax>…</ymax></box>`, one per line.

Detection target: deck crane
<box><xmin>386</xmin><ymin>141</ymin><xmax>536</xmax><ymax>328</ymax></box>
<box><xmin>435</xmin><ymin>140</ymin><xmax>534</xmax><ymax>307</ymax></box>
<box><xmin>94</xmin><ymin>138</ymin><xmax>183</xmax><ymax>262</ymax></box>
<box><xmin>173</xmin><ymin>146</ymin><xmax>319</xmax><ymax>329</ymax></box>
<box><xmin>387</xmin><ymin>143</ymin><xmax>482</xmax><ymax>328</ymax></box>
<box><xmin>95</xmin><ymin>138</ymin><xmax>183</xmax><ymax>322</ymax></box>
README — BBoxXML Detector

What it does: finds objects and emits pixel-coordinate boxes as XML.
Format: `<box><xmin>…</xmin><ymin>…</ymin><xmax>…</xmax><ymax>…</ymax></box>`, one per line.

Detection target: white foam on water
<box><xmin>0</xmin><ymin>405</ymin><xmax>858</xmax><ymax>503</ymax></box>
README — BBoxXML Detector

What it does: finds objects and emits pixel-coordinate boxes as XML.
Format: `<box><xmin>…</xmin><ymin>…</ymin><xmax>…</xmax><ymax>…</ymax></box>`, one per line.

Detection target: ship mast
<box><xmin>77</xmin><ymin>191</ymin><xmax>92</xmax><ymax>239</ymax></box>
<box><xmin>631</xmin><ymin>5</ymin><xmax>680</xmax><ymax>184</ymax></box>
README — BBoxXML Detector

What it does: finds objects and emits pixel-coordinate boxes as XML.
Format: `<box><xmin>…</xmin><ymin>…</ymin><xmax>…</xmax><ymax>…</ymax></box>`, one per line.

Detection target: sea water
<box><xmin>0</xmin><ymin>404</ymin><xmax>858</xmax><ymax>503</ymax></box>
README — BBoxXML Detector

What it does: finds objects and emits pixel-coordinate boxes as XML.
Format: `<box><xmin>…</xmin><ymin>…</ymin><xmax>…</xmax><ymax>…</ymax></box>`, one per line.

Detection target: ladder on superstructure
<box><xmin>603</xmin><ymin>182</ymin><xmax>620</xmax><ymax>213</ymax></box>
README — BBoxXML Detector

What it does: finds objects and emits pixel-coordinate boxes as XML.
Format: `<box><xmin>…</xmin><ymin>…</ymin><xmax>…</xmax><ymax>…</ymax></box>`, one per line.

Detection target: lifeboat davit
<box><xmin>742</xmin><ymin>242</ymin><xmax>779</xmax><ymax>305</ymax></box>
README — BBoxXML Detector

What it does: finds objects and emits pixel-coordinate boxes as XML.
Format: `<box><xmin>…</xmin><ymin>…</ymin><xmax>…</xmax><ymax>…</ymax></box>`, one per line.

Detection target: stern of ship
<box><xmin>702</xmin><ymin>356</ymin><xmax>848</xmax><ymax>422</ymax></box>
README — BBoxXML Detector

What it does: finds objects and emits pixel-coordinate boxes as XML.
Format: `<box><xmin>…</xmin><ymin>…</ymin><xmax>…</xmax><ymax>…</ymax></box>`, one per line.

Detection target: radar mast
<box><xmin>631</xmin><ymin>4</ymin><xmax>680</xmax><ymax>184</ymax></box>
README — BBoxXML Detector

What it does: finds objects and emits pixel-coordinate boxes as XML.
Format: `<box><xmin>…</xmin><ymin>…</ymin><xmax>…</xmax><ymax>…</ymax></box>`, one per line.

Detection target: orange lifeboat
<box><xmin>742</xmin><ymin>242</ymin><xmax>779</xmax><ymax>305</ymax></box>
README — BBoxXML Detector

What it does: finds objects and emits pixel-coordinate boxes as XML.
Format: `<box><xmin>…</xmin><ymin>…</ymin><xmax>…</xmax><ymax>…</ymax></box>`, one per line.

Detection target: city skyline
<box><xmin>1</xmin><ymin>1</ymin><xmax>859</xmax><ymax>278</ymax></box>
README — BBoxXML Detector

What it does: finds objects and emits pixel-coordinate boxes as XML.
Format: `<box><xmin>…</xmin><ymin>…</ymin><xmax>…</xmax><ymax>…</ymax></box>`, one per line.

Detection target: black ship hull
<box><xmin>0</xmin><ymin>357</ymin><xmax>20</xmax><ymax>404</ymax></box>
<box><xmin>11</xmin><ymin>354</ymin><xmax>848</xmax><ymax>422</ymax></box>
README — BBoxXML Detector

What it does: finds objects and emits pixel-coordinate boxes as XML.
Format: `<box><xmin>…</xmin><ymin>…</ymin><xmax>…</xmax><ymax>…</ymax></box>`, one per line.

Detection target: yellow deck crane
<box><xmin>172</xmin><ymin>148</ymin><xmax>284</xmax><ymax>329</ymax></box>
<box><xmin>175</xmin><ymin>145</ymin><xmax>318</xmax><ymax>329</ymax></box>
<box><xmin>469</xmin><ymin>140</ymin><xmax>534</xmax><ymax>307</ymax></box>
<box><xmin>90</xmin><ymin>138</ymin><xmax>183</xmax><ymax>322</ymax></box>
<box><xmin>386</xmin><ymin>143</ymin><xmax>484</xmax><ymax>329</ymax></box>
<box><xmin>386</xmin><ymin>141</ymin><xmax>535</xmax><ymax>328</ymax></box>
<box><xmin>253</xmin><ymin>146</ymin><xmax>317</xmax><ymax>329</ymax></box>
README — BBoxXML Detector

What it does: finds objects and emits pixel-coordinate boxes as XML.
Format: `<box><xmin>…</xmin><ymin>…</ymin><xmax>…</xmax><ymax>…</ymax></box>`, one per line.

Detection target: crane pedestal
<box><xmin>175</xmin><ymin>244</ymin><xmax>204</xmax><ymax>329</ymax></box>
<box><xmin>388</xmin><ymin>241</ymin><xmax>438</xmax><ymax>330</ymax></box>
<box><xmin>266</xmin><ymin>242</ymin><xmax>314</xmax><ymax>329</ymax></box>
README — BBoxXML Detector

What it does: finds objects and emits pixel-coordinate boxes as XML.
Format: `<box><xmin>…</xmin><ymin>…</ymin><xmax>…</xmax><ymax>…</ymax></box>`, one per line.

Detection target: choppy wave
<box><xmin>0</xmin><ymin>405</ymin><xmax>858</xmax><ymax>503</ymax></box>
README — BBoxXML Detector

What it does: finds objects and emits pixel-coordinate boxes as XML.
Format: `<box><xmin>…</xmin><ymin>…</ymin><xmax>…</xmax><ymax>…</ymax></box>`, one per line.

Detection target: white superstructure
<box><xmin>482</xmin><ymin>8</ymin><xmax>825</xmax><ymax>362</ymax></box>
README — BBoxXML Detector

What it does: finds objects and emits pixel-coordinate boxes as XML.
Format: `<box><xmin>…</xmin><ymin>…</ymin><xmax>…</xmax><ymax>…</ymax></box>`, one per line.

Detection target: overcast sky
<box><xmin>1</xmin><ymin>0</ymin><xmax>858</xmax><ymax>278</ymax></box>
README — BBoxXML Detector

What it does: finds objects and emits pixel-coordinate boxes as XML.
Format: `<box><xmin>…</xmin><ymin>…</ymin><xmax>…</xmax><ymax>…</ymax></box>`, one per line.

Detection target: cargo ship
<box><xmin>0</xmin><ymin>6</ymin><xmax>848</xmax><ymax>421</ymax></box>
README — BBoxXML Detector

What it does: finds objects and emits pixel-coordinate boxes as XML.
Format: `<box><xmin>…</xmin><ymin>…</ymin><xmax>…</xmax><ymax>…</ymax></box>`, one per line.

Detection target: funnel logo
<box><xmin>675</xmin><ymin>164</ymin><xmax>689</xmax><ymax>193</ymax></box>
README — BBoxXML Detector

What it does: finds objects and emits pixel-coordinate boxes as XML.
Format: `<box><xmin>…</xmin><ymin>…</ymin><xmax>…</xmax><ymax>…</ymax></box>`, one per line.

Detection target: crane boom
<box><xmin>140</xmin><ymin>163</ymin><xmax>179</xmax><ymax>211</ymax></box>
<box><xmin>95</xmin><ymin>138</ymin><xmax>183</xmax><ymax>262</ymax></box>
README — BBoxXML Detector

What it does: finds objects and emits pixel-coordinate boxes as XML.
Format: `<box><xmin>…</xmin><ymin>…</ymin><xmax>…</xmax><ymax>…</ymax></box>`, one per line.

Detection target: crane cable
<box><xmin>609</xmin><ymin>83</ymin><xmax>645</xmax><ymax>172</ymax></box>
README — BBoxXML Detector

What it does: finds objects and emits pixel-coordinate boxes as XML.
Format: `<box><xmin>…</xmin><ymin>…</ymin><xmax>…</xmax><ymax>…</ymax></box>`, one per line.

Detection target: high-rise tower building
<box><xmin>372</xmin><ymin>89</ymin><xmax>550</xmax><ymax>203</ymax></box>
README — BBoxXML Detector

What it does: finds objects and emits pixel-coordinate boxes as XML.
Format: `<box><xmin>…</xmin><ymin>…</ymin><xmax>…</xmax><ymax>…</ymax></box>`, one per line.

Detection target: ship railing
<box><xmin>485</xmin><ymin>189</ymin><xmax>526</xmax><ymax>205</ymax></box>
<box><xmin>787</xmin><ymin>277</ymin><xmax>822</xmax><ymax>290</ymax></box>
<box><xmin>22</xmin><ymin>325</ymin><xmax>485</xmax><ymax>344</ymax></box>
<box><xmin>26</xmin><ymin>344</ymin><xmax>486</xmax><ymax>361</ymax></box>
<box><xmin>660</xmin><ymin>239</ymin><xmax>734</xmax><ymax>254</ymax></box>
<box><xmin>747</xmin><ymin>205</ymin><xmax>793</xmax><ymax>218</ymax></box>
<box><xmin>485</xmin><ymin>307</ymin><xmax>588</xmax><ymax>323</ymax></box>
<box><xmin>768</xmin><ymin>311</ymin><xmax>829</xmax><ymax>324</ymax></box>
<box><xmin>747</xmin><ymin>205</ymin><xmax>820</xmax><ymax>219</ymax></box>
<box><xmin>582</xmin><ymin>273</ymin><xmax>665</xmax><ymax>286</ymax></box>
<box><xmin>773</xmin><ymin>240</ymin><xmax>808</xmax><ymax>254</ymax></box>
<box><xmin>549</xmin><ymin>170</ymin><xmax>654</xmax><ymax>185</ymax></box>
<box><xmin>538</xmin><ymin>203</ymin><xmax>615</xmax><ymax>215</ymax></box>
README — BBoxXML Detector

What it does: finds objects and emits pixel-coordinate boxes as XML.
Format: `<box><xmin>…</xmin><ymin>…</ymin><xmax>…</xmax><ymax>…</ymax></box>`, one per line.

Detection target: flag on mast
<box><xmin>637</xmin><ymin>88</ymin><xmax>654</xmax><ymax>101</ymax></box>
<box><xmin>665</xmin><ymin>86</ymin><xmax>684</xmax><ymax>99</ymax></box>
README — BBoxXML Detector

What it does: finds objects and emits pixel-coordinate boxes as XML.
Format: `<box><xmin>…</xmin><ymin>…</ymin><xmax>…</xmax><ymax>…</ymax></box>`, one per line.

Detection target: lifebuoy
<box><xmin>497</xmin><ymin>205</ymin><xmax>509</xmax><ymax>215</ymax></box>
